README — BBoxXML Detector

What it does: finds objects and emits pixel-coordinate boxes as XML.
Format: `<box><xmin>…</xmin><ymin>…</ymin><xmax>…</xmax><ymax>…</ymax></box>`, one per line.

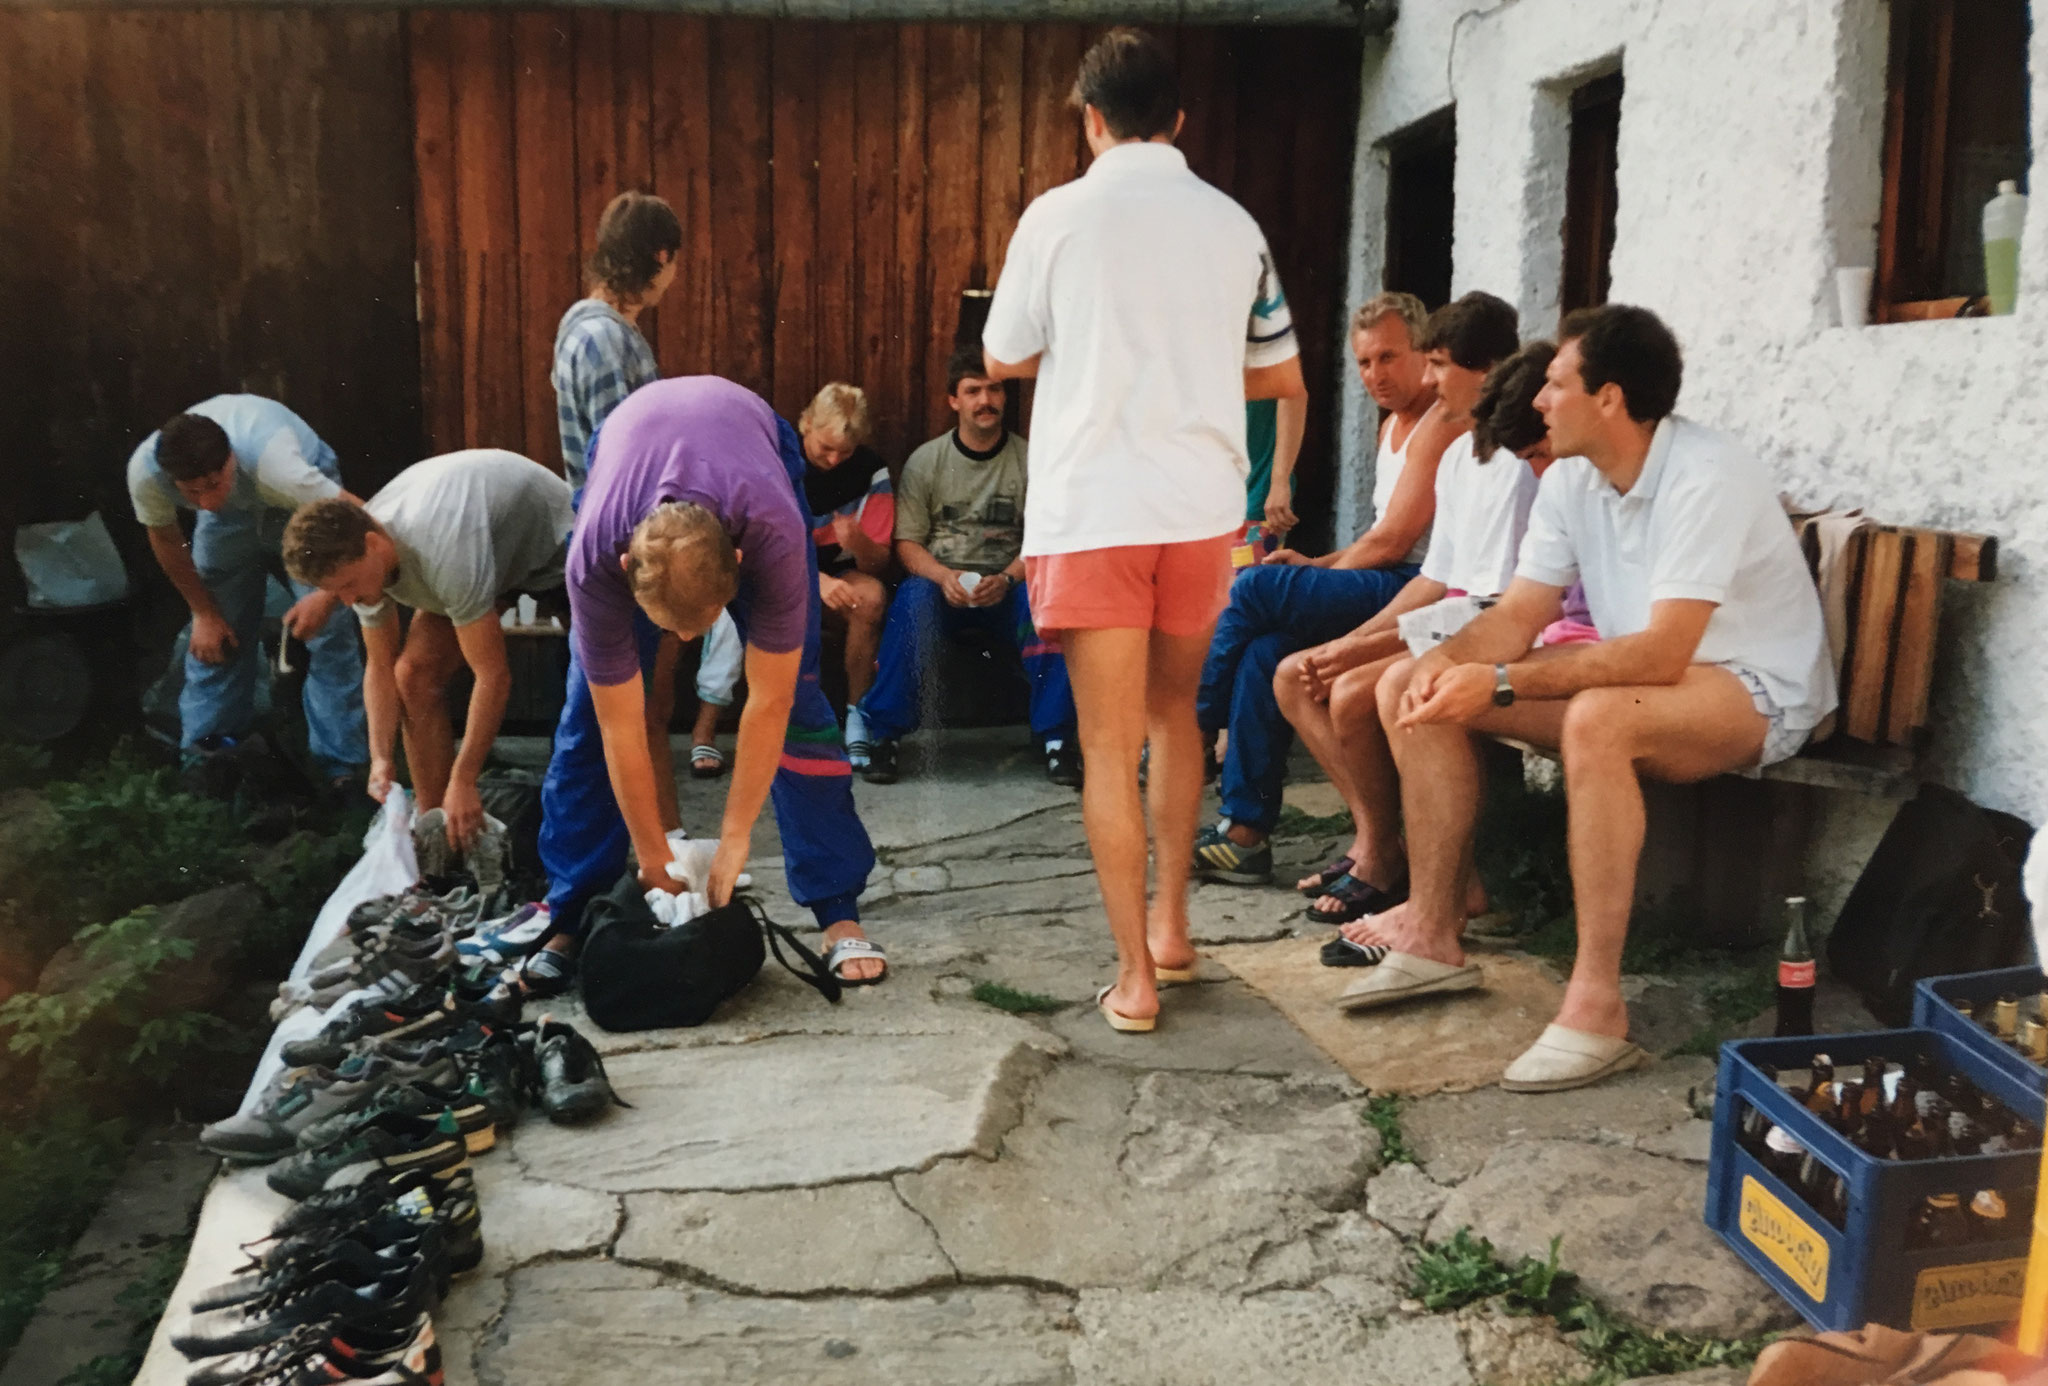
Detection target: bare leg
<box><xmin>1315</xmin><ymin>654</ymin><xmax>1409</xmax><ymax>892</ymax></box>
<box><xmin>1063</xmin><ymin>627</ymin><xmax>1159</xmax><ymax>1022</ymax></box>
<box><xmin>1273</xmin><ymin>651</ymin><xmax>1367</xmax><ymax>882</ymax></box>
<box><xmin>1144</xmin><ymin>626</ymin><xmax>1217</xmax><ymax>975</ymax></box>
<box><xmin>394</xmin><ymin>613</ymin><xmax>464</xmax><ymax>812</ymax></box>
<box><xmin>689</xmin><ymin>699</ymin><xmax>721</xmax><ymax>752</ymax></box>
<box><xmin>840</xmin><ymin>572</ymin><xmax>887</xmax><ymax>705</ymax></box>
<box><xmin>1552</xmin><ymin>669</ymin><xmax>1767</xmax><ymax>1037</ymax></box>
<box><xmin>647</xmin><ymin>634</ymin><xmax>682</xmax><ymax>834</ymax></box>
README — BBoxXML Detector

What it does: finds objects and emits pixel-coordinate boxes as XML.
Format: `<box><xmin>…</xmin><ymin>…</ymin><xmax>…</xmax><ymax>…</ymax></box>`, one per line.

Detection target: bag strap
<box><xmin>748</xmin><ymin>897</ymin><xmax>843</xmax><ymax>1005</ymax></box>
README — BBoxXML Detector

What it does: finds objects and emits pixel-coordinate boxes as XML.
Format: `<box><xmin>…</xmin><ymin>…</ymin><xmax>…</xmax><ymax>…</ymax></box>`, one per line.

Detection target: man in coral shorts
<box><xmin>983</xmin><ymin>27</ymin><xmax>1305</xmax><ymax>1034</ymax></box>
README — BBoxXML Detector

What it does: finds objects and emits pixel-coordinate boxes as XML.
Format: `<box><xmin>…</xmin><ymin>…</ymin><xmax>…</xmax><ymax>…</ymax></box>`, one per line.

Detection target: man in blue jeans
<box><xmin>1192</xmin><ymin>293</ymin><xmax>1517</xmax><ymax>883</ymax></box>
<box><xmin>852</xmin><ymin>351</ymin><xmax>1078</xmax><ymax>788</ymax></box>
<box><xmin>128</xmin><ymin>396</ymin><xmax>368</xmax><ymax>787</ymax></box>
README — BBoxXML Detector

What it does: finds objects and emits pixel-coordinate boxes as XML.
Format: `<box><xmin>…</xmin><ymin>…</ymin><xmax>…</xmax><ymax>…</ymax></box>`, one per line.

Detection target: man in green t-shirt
<box><xmin>851</xmin><ymin>351</ymin><xmax>1078</xmax><ymax>788</ymax></box>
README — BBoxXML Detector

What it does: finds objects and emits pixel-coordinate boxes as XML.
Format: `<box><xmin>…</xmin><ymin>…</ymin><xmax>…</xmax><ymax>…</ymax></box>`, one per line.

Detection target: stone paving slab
<box><xmin>616</xmin><ymin>1185</ymin><xmax>954</xmax><ymax>1293</ymax></box>
<box><xmin>512</xmin><ymin>1030</ymin><xmax>1051</xmax><ymax>1192</ymax></box>
<box><xmin>1048</xmin><ymin>976</ymin><xmax>1352</xmax><ymax>1078</ymax></box>
<box><xmin>482</xmin><ymin>1260</ymin><xmax>1076</xmax><ymax>1385</ymax></box>
<box><xmin>1427</xmin><ymin>1139</ymin><xmax>1798</xmax><ymax>1339</ymax></box>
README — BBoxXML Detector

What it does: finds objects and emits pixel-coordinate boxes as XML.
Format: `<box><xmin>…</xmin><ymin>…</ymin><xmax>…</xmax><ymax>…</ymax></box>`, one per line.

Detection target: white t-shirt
<box><xmin>127</xmin><ymin>394</ymin><xmax>340</xmax><ymax>528</ymax></box>
<box><xmin>355</xmin><ymin>450</ymin><xmax>574</xmax><ymax>629</ymax></box>
<box><xmin>1419</xmin><ymin>434</ymin><xmax>1539</xmax><ymax>598</ymax></box>
<box><xmin>982</xmin><ymin>141</ymin><xmax>1299</xmax><ymax>556</ymax></box>
<box><xmin>1515</xmin><ymin>416</ymin><xmax>1836</xmax><ymax>732</ymax></box>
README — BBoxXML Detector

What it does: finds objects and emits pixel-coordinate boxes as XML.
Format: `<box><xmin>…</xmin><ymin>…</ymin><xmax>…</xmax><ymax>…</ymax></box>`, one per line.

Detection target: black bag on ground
<box><xmin>1826</xmin><ymin>783</ymin><xmax>2034</xmax><ymax>1025</ymax></box>
<box><xmin>578</xmin><ymin>873</ymin><xmax>841</xmax><ymax>1032</ymax></box>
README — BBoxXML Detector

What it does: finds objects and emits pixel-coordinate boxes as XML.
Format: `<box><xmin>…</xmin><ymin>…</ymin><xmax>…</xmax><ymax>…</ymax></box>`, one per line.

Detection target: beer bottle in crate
<box><xmin>1775</xmin><ymin>897</ymin><xmax>1816</xmax><ymax>1036</ymax></box>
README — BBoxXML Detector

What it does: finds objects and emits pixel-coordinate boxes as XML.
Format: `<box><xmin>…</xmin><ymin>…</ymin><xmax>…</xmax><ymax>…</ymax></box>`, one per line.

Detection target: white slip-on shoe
<box><xmin>1500</xmin><ymin>1023</ymin><xmax>1648</xmax><ymax>1093</ymax></box>
<box><xmin>1336</xmin><ymin>950</ymin><xmax>1483</xmax><ymax>1013</ymax></box>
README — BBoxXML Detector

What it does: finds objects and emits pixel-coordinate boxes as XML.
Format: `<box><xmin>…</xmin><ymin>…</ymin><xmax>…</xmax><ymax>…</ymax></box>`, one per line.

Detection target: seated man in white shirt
<box><xmin>1340</xmin><ymin>305</ymin><xmax>1835</xmax><ymax>1094</ymax></box>
<box><xmin>1277</xmin><ymin>340</ymin><xmax>1556</xmax><ymax>938</ymax></box>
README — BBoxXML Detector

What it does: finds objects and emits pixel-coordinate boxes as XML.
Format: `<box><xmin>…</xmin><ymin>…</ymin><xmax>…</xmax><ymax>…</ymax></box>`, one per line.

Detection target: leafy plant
<box><xmin>1363</xmin><ymin>1094</ymin><xmax>1417</xmax><ymax>1165</ymax></box>
<box><xmin>970</xmin><ymin>981</ymin><xmax>1067</xmax><ymax>1015</ymax></box>
<box><xmin>37</xmin><ymin>753</ymin><xmax>241</xmax><ymax>918</ymax></box>
<box><xmin>1414</xmin><ymin>1227</ymin><xmax>1775</xmax><ymax>1385</ymax></box>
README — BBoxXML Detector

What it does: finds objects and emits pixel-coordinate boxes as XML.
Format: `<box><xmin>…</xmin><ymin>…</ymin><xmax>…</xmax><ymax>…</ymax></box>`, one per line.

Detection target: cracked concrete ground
<box><xmin>136</xmin><ymin>729</ymin><xmax>1791</xmax><ymax>1386</ymax></box>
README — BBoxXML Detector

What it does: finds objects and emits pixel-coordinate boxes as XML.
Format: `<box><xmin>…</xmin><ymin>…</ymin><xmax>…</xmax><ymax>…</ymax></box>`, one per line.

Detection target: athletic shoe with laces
<box><xmin>861</xmin><ymin>738</ymin><xmax>899</xmax><ymax>785</ymax></box>
<box><xmin>189</xmin><ymin>1218</ymin><xmax>458</xmax><ymax>1314</ymax></box>
<box><xmin>1191</xmin><ymin>822</ymin><xmax>1273</xmax><ymax>885</ymax></box>
<box><xmin>171</xmin><ymin>1255</ymin><xmax>438</xmax><ymax>1358</ymax></box>
<box><xmin>215</xmin><ymin>1330</ymin><xmax>442</xmax><ymax>1386</ymax></box>
<box><xmin>294</xmin><ymin>1074</ymin><xmax>495</xmax><ymax>1156</ymax></box>
<box><xmin>282</xmin><ymin>979</ymin><xmax>516</xmax><ymax>1070</ymax></box>
<box><xmin>200</xmin><ymin>1059</ymin><xmax>398</xmax><ymax>1163</ymax></box>
<box><xmin>452</xmin><ymin>903</ymin><xmax>550</xmax><ymax>966</ymax></box>
<box><xmin>182</xmin><ymin>1312</ymin><xmax>435</xmax><ymax>1386</ymax></box>
<box><xmin>267</xmin><ymin>1111</ymin><xmax>468</xmax><ymax>1201</ymax></box>
<box><xmin>269</xmin><ymin>1166</ymin><xmax>475</xmax><ymax>1240</ymax></box>
<box><xmin>525</xmin><ymin>1017</ymin><xmax>628</xmax><ymax>1125</ymax></box>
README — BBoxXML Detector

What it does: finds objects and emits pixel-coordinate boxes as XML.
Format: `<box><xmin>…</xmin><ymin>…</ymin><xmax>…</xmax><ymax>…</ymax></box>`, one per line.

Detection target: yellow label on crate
<box><xmin>1911</xmin><ymin>1257</ymin><xmax>2028</xmax><ymax>1332</ymax></box>
<box><xmin>1739</xmin><ymin>1175</ymin><xmax>1830</xmax><ymax>1301</ymax></box>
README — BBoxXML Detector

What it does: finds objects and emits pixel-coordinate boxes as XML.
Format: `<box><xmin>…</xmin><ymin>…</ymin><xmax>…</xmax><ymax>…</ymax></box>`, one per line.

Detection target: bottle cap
<box><xmin>1765</xmin><ymin>1127</ymin><xmax>1807</xmax><ymax>1156</ymax></box>
<box><xmin>1999</xmin><ymin>179</ymin><xmax>2020</xmax><ymax>194</ymax></box>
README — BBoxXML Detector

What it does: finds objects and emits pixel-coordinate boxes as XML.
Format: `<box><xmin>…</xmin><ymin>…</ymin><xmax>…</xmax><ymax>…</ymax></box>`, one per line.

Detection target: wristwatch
<box><xmin>1492</xmin><ymin>663</ymin><xmax>1516</xmax><ymax>708</ymax></box>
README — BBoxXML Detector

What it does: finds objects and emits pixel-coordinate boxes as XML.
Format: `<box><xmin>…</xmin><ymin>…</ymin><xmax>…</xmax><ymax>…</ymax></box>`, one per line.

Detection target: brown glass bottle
<box><xmin>1911</xmin><ymin>1193</ymin><xmax>1973</xmax><ymax>1249</ymax></box>
<box><xmin>1798</xmin><ymin>1151</ymin><xmax>1847</xmax><ymax>1227</ymax></box>
<box><xmin>1802</xmin><ymin>1056</ymin><xmax>1837</xmax><ymax>1114</ymax></box>
<box><xmin>1968</xmin><ymin>1189</ymin><xmax>2011</xmax><ymax>1244</ymax></box>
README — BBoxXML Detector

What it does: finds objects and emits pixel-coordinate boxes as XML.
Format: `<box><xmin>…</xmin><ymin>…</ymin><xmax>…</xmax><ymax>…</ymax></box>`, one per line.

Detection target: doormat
<box><xmin>1206</xmin><ymin>935</ymin><xmax>1567</xmax><ymax>1096</ymax></box>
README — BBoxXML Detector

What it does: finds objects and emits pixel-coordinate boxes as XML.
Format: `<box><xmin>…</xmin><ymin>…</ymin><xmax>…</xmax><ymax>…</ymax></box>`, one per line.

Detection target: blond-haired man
<box><xmin>795</xmin><ymin>382</ymin><xmax>895</xmax><ymax>735</ymax></box>
<box><xmin>534</xmin><ymin>377</ymin><xmax>882</xmax><ymax>993</ymax></box>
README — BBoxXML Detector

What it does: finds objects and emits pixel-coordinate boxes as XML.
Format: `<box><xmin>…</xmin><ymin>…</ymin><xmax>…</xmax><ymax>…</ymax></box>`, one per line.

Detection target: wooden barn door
<box><xmin>410</xmin><ymin>16</ymin><xmax>1359</xmax><ymax>534</ymax></box>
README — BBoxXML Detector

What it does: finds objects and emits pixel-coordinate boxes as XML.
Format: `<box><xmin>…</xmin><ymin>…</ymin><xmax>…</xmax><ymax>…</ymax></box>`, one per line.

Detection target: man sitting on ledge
<box><xmin>1343</xmin><ymin>304</ymin><xmax>1836</xmax><ymax>1095</ymax></box>
<box><xmin>852</xmin><ymin>350</ymin><xmax>1078</xmax><ymax>787</ymax></box>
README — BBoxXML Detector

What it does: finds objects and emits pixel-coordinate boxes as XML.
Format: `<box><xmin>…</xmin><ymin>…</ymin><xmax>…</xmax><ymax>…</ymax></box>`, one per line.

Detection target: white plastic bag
<box><xmin>16</xmin><ymin>511</ymin><xmax>130</xmax><ymax>609</ymax></box>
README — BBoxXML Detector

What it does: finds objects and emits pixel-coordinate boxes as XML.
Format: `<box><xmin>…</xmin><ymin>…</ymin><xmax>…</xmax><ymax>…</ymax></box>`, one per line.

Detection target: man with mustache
<box><xmin>851</xmin><ymin>350</ymin><xmax>1078</xmax><ymax>788</ymax></box>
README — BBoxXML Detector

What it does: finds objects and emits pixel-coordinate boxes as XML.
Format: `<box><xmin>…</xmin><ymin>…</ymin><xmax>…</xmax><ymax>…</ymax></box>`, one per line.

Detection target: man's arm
<box><xmin>588</xmin><ymin>676</ymin><xmax>681</xmax><ymax>893</ymax></box>
<box><xmin>442</xmin><ymin>615</ymin><xmax>514</xmax><ymax>846</ymax></box>
<box><xmin>706</xmin><ymin>643</ymin><xmax>802</xmax><ymax>905</ymax></box>
<box><xmin>1263</xmin><ymin>392</ymin><xmax>1308</xmax><ymax>535</ymax></box>
<box><xmin>895</xmin><ymin>539</ymin><xmax>976</xmax><ymax>607</ymax></box>
<box><xmin>983</xmin><ymin>348</ymin><xmax>1039</xmax><ymax>381</ymax></box>
<box><xmin>1245</xmin><ymin>357</ymin><xmax>1306</xmax><ymax>402</ymax></box>
<box><xmin>835</xmin><ymin>515</ymin><xmax>892</xmax><ymax>575</ymax></box>
<box><xmin>361</xmin><ymin>616</ymin><xmax>402</xmax><ymax>802</ymax></box>
<box><xmin>1325</xmin><ymin>414</ymin><xmax>1458</xmax><ymax>571</ymax></box>
<box><xmin>147</xmin><ymin>524</ymin><xmax>237</xmax><ymax>664</ymax></box>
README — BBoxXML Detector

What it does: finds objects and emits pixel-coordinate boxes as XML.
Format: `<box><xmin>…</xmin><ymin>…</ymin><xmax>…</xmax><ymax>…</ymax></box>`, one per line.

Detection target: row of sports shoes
<box><xmin>178</xmin><ymin>883</ymin><xmax>623</xmax><ymax>1384</ymax></box>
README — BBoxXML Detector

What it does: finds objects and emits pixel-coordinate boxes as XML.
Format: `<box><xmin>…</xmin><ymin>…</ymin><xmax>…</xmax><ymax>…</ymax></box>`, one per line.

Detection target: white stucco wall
<box><xmin>1339</xmin><ymin>0</ymin><xmax>2048</xmax><ymax>839</ymax></box>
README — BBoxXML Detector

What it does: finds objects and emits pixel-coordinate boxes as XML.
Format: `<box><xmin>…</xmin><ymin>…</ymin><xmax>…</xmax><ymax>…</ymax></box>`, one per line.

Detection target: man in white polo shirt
<box><xmin>1343</xmin><ymin>305</ymin><xmax>1834</xmax><ymax>1093</ymax></box>
<box><xmin>282</xmin><ymin>450</ymin><xmax>574</xmax><ymax>850</ymax></box>
<box><xmin>983</xmin><ymin>27</ymin><xmax>1306</xmax><ymax>1034</ymax></box>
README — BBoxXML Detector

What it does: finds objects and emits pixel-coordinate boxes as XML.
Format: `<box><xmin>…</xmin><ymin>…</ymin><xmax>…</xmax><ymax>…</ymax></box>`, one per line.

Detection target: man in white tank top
<box><xmin>1192</xmin><ymin>294</ymin><xmax>1464</xmax><ymax>886</ymax></box>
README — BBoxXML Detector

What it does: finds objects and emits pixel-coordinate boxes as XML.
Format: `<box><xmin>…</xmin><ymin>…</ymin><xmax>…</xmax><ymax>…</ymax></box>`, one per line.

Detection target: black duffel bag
<box><xmin>1826</xmin><ymin>782</ymin><xmax>2034</xmax><ymax>1025</ymax></box>
<box><xmin>578</xmin><ymin>872</ymin><xmax>841</xmax><ymax>1032</ymax></box>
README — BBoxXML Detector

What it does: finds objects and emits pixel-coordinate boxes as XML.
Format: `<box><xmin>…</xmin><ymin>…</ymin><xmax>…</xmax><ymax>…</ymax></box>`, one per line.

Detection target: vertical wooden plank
<box><xmin>512</xmin><ymin>12</ymin><xmax>579</xmax><ymax>471</ymax></box>
<box><xmin>851</xmin><ymin>22</ymin><xmax>902</xmax><ymax>458</ymax></box>
<box><xmin>614</xmin><ymin>11</ymin><xmax>656</xmax><ymax>347</ymax></box>
<box><xmin>814</xmin><ymin>22</ymin><xmax>860</xmax><ymax>402</ymax></box>
<box><xmin>573</xmin><ymin>10</ymin><xmax>620</xmax><ymax>260</ymax></box>
<box><xmin>1885</xmin><ymin>530</ymin><xmax>1952</xmax><ymax>743</ymax></box>
<box><xmin>411</xmin><ymin>10</ymin><xmax>464</xmax><ymax>456</ymax></box>
<box><xmin>978</xmin><ymin>22</ymin><xmax>1025</xmax><ymax>285</ymax></box>
<box><xmin>770</xmin><ymin>21</ymin><xmax>820</xmax><ymax>420</ymax></box>
<box><xmin>1021</xmin><ymin>25</ymin><xmax>1087</xmax><ymax>205</ymax></box>
<box><xmin>449</xmin><ymin>10</ymin><xmax>522</xmax><ymax>452</ymax></box>
<box><xmin>893</xmin><ymin>25</ymin><xmax>930</xmax><ymax>448</ymax></box>
<box><xmin>709</xmin><ymin>17</ymin><xmax>774</xmax><ymax>395</ymax></box>
<box><xmin>923</xmin><ymin>23</ymin><xmax>982</xmax><ymax>442</ymax></box>
<box><xmin>1843</xmin><ymin>527</ymin><xmax>1907</xmax><ymax>742</ymax></box>
<box><xmin>650</xmin><ymin>14</ymin><xmax>714</xmax><ymax>379</ymax></box>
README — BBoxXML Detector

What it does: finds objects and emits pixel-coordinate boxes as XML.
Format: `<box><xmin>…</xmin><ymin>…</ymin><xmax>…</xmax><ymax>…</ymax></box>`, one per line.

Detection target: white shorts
<box><xmin>1726</xmin><ymin>664</ymin><xmax>1811</xmax><ymax>769</ymax></box>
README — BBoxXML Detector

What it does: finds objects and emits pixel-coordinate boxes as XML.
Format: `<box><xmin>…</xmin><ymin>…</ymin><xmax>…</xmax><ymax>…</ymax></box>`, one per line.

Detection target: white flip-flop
<box><xmin>1500</xmin><ymin>1024</ymin><xmax>1648</xmax><ymax>1093</ymax></box>
<box><xmin>1096</xmin><ymin>985</ymin><xmax>1157</xmax><ymax>1033</ymax></box>
<box><xmin>1336</xmin><ymin>950</ymin><xmax>1483</xmax><ymax>1013</ymax></box>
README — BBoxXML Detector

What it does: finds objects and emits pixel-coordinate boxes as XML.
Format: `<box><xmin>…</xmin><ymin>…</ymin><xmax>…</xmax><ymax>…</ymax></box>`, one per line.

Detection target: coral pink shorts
<box><xmin>1024</xmin><ymin>533</ymin><xmax>1236</xmax><ymax>638</ymax></box>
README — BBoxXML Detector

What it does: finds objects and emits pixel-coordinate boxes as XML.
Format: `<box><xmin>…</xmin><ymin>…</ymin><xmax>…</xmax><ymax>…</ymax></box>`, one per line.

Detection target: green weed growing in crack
<box><xmin>1413</xmin><ymin>1227</ymin><xmax>1777</xmax><ymax>1385</ymax></box>
<box><xmin>970</xmin><ymin>981</ymin><xmax>1067</xmax><ymax>1015</ymax></box>
<box><xmin>1362</xmin><ymin>1095</ymin><xmax>1416</xmax><ymax>1164</ymax></box>
<box><xmin>1272</xmin><ymin>803</ymin><xmax>1352</xmax><ymax>841</ymax></box>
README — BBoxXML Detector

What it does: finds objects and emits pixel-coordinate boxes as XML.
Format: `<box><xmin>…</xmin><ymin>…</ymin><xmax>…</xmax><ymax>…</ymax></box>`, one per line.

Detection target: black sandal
<box><xmin>1305</xmin><ymin>873</ymin><xmax>1405</xmax><ymax>924</ymax></box>
<box><xmin>1320</xmin><ymin>935</ymin><xmax>1389</xmax><ymax>968</ymax></box>
<box><xmin>1297</xmin><ymin>855</ymin><xmax>1356</xmax><ymax>899</ymax></box>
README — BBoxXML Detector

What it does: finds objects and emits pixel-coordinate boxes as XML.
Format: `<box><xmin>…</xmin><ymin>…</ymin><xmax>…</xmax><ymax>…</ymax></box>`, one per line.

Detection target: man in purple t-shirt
<box><xmin>532</xmin><ymin>377</ymin><xmax>883</xmax><ymax>990</ymax></box>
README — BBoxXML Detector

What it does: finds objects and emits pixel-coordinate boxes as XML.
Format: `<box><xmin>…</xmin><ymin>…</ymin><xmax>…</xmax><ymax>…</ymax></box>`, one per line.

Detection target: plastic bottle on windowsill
<box><xmin>1983</xmin><ymin>179</ymin><xmax>2027</xmax><ymax>317</ymax></box>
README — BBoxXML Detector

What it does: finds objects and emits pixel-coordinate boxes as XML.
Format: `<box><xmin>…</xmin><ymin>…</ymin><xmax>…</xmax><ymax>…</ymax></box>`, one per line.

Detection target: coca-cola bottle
<box><xmin>1775</xmin><ymin>897</ymin><xmax>1816</xmax><ymax>1036</ymax></box>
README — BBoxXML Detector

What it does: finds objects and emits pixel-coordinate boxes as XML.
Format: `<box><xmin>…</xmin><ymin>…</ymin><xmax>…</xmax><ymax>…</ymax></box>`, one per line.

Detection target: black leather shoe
<box><xmin>528</xmin><ymin>1018</ymin><xmax>627</xmax><ymax>1125</ymax></box>
<box><xmin>861</xmin><ymin>739</ymin><xmax>899</xmax><ymax>785</ymax></box>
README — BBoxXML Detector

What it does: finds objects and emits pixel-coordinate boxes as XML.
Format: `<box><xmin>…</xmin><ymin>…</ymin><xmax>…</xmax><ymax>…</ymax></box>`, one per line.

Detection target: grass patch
<box><xmin>1272</xmin><ymin>802</ymin><xmax>1353</xmax><ymax>841</ymax></box>
<box><xmin>1413</xmin><ymin>1227</ymin><xmax>1776</xmax><ymax>1385</ymax></box>
<box><xmin>1673</xmin><ymin>967</ymin><xmax>1778</xmax><ymax>1057</ymax></box>
<box><xmin>970</xmin><ymin>981</ymin><xmax>1067</xmax><ymax>1015</ymax></box>
<box><xmin>1363</xmin><ymin>1094</ymin><xmax>1417</xmax><ymax>1165</ymax></box>
<box><xmin>0</xmin><ymin>1111</ymin><xmax>132</xmax><ymax>1361</ymax></box>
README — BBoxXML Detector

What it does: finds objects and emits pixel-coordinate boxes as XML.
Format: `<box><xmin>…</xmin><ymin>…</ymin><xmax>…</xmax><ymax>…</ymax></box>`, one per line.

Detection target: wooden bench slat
<box><xmin>1948</xmin><ymin>532</ymin><xmax>1997</xmax><ymax>582</ymax></box>
<box><xmin>1884</xmin><ymin>528</ymin><xmax>1951</xmax><ymax>744</ymax></box>
<box><xmin>1842</xmin><ymin>527</ymin><xmax>1907</xmax><ymax>742</ymax></box>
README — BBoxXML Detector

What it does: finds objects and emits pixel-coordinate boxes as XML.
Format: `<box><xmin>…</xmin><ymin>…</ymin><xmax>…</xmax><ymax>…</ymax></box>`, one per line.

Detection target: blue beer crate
<box><xmin>1913</xmin><ymin>966</ymin><xmax>2047</xmax><ymax>1096</ymax></box>
<box><xmin>1705</xmin><ymin>1028</ymin><xmax>2044</xmax><ymax>1334</ymax></box>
